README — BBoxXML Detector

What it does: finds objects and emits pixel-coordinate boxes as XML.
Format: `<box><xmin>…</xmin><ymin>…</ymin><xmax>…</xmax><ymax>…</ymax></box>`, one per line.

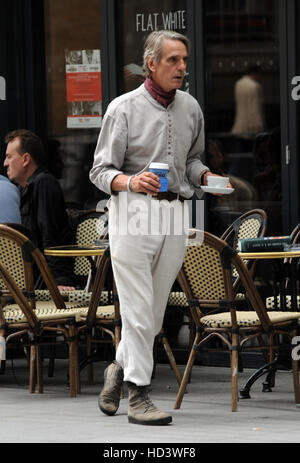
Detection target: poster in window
<box><xmin>65</xmin><ymin>49</ymin><xmax>102</xmax><ymax>129</ymax></box>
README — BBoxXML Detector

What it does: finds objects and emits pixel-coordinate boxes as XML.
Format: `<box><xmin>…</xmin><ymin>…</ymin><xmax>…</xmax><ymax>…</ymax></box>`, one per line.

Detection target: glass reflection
<box><xmin>204</xmin><ymin>0</ymin><xmax>281</xmax><ymax>235</ymax></box>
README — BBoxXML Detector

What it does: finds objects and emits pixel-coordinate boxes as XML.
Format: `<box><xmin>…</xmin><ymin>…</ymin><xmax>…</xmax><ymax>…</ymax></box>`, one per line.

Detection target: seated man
<box><xmin>0</xmin><ymin>174</ymin><xmax>21</xmax><ymax>224</ymax></box>
<box><xmin>4</xmin><ymin>129</ymin><xmax>75</xmax><ymax>291</ymax></box>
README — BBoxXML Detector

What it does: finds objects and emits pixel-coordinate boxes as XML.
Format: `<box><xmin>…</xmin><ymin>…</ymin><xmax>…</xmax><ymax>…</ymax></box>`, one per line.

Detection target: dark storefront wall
<box><xmin>0</xmin><ymin>1</ymin><xmax>46</xmax><ymax>175</ymax></box>
<box><xmin>0</xmin><ymin>0</ymin><xmax>299</xmax><ymax>233</ymax></box>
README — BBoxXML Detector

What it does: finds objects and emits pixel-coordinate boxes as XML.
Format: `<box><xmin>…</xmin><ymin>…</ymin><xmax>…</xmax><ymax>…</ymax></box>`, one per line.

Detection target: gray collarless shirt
<box><xmin>90</xmin><ymin>84</ymin><xmax>208</xmax><ymax>199</ymax></box>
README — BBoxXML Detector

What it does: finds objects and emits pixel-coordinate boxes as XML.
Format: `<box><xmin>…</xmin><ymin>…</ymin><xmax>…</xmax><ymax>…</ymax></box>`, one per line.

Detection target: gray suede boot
<box><xmin>98</xmin><ymin>361</ymin><xmax>124</xmax><ymax>416</ymax></box>
<box><xmin>127</xmin><ymin>382</ymin><xmax>172</xmax><ymax>425</ymax></box>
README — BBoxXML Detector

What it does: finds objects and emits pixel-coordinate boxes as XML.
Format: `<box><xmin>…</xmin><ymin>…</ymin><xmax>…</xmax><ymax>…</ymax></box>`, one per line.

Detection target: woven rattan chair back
<box><xmin>0</xmin><ymin>222</ymin><xmax>41</xmax><ymax>292</ymax></box>
<box><xmin>0</xmin><ymin>225</ymin><xmax>37</xmax><ymax>310</ymax></box>
<box><xmin>74</xmin><ymin>211</ymin><xmax>108</xmax><ymax>281</ymax></box>
<box><xmin>0</xmin><ymin>224</ymin><xmax>66</xmax><ymax>310</ymax></box>
<box><xmin>221</xmin><ymin>209</ymin><xmax>267</xmax><ymax>283</ymax></box>
<box><xmin>221</xmin><ymin>209</ymin><xmax>267</xmax><ymax>249</ymax></box>
<box><xmin>0</xmin><ymin>234</ymin><xmax>26</xmax><ymax>291</ymax></box>
<box><xmin>180</xmin><ymin>230</ymin><xmax>226</xmax><ymax>306</ymax></box>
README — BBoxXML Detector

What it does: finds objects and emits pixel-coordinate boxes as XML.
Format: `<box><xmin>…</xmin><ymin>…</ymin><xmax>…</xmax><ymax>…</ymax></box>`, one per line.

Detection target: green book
<box><xmin>238</xmin><ymin>236</ymin><xmax>291</xmax><ymax>252</ymax></box>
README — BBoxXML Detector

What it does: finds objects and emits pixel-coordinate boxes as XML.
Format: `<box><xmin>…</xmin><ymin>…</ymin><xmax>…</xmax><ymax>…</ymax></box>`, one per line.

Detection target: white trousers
<box><xmin>108</xmin><ymin>191</ymin><xmax>188</xmax><ymax>386</ymax></box>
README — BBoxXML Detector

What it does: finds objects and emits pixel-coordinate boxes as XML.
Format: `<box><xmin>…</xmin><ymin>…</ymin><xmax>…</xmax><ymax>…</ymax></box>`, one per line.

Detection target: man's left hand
<box><xmin>202</xmin><ymin>172</ymin><xmax>232</xmax><ymax>195</ymax></box>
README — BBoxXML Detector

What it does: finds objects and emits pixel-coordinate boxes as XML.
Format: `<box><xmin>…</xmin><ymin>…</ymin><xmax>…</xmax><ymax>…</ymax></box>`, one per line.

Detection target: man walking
<box><xmin>90</xmin><ymin>30</ymin><xmax>222</xmax><ymax>425</ymax></box>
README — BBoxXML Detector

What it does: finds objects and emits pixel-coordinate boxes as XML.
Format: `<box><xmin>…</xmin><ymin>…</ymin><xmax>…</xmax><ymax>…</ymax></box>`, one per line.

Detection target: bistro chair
<box><xmin>36</xmin><ymin>242</ymin><xmax>118</xmax><ymax>388</ymax></box>
<box><xmin>174</xmin><ymin>229</ymin><xmax>300</xmax><ymax>412</ymax></box>
<box><xmin>158</xmin><ymin>210</ymin><xmax>268</xmax><ymax>382</ymax></box>
<box><xmin>0</xmin><ymin>224</ymin><xmax>85</xmax><ymax>397</ymax></box>
<box><xmin>166</xmin><ymin>209</ymin><xmax>268</xmax><ymax>336</ymax></box>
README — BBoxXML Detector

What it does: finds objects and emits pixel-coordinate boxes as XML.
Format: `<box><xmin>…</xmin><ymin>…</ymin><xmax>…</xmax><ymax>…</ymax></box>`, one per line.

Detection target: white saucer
<box><xmin>201</xmin><ymin>186</ymin><xmax>235</xmax><ymax>195</ymax></box>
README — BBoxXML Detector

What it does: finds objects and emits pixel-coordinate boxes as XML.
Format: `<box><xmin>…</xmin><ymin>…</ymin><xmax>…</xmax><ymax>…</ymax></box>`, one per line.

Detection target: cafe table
<box><xmin>239</xmin><ymin>249</ymin><xmax>300</xmax><ymax>310</ymax></box>
<box><xmin>44</xmin><ymin>243</ymin><xmax>108</xmax><ymax>257</ymax></box>
<box><xmin>44</xmin><ymin>242</ymin><xmax>109</xmax><ymax>289</ymax></box>
<box><xmin>238</xmin><ymin>248</ymin><xmax>300</xmax><ymax>398</ymax></box>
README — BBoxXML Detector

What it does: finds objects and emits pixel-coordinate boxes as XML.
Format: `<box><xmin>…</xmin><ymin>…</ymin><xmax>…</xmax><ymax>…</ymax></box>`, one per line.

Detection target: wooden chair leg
<box><xmin>69</xmin><ymin>341</ymin><xmax>78</xmax><ymax>398</ymax></box>
<box><xmin>68</xmin><ymin>324</ymin><xmax>80</xmax><ymax>397</ymax></box>
<box><xmin>87</xmin><ymin>334</ymin><xmax>94</xmax><ymax>385</ymax></box>
<box><xmin>36</xmin><ymin>345</ymin><xmax>43</xmax><ymax>393</ymax></box>
<box><xmin>29</xmin><ymin>344</ymin><xmax>36</xmax><ymax>393</ymax></box>
<box><xmin>187</xmin><ymin>318</ymin><xmax>196</xmax><ymax>384</ymax></box>
<box><xmin>160</xmin><ymin>331</ymin><xmax>182</xmax><ymax>386</ymax></box>
<box><xmin>174</xmin><ymin>333</ymin><xmax>200</xmax><ymax>409</ymax></box>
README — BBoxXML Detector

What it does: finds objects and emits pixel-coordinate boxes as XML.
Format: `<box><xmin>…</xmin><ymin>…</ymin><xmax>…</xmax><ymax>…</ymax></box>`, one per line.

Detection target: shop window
<box><xmin>115</xmin><ymin>0</ymin><xmax>188</xmax><ymax>95</ymax></box>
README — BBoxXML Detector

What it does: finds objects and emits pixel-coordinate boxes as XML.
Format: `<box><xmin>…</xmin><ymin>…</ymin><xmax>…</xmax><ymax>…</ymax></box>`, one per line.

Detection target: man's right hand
<box><xmin>111</xmin><ymin>173</ymin><xmax>161</xmax><ymax>196</ymax></box>
<box><xmin>129</xmin><ymin>172</ymin><xmax>161</xmax><ymax>195</ymax></box>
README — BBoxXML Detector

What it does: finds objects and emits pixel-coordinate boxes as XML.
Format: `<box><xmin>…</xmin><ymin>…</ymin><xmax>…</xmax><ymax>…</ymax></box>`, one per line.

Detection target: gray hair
<box><xmin>143</xmin><ymin>30</ymin><xmax>190</xmax><ymax>77</ymax></box>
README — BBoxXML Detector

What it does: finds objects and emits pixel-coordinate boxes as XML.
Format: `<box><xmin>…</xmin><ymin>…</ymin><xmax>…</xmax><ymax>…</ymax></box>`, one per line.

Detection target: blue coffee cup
<box><xmin>149</xmin><ymin>162</ymin><xmax>169</xmax><ymax>192</ymax></box>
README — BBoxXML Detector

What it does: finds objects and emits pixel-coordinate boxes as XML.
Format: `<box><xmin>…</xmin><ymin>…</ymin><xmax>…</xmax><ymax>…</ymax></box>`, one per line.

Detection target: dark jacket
<box><xmin>20</xmin><ymin>168</ymin><xmax>75</xmax><ymax>286</ymax></box>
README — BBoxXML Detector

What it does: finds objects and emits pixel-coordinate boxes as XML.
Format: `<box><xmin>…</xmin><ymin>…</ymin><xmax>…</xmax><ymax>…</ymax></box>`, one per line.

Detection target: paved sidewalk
<box><xmin>0</xmin><ymin>357</ymin><xmax>300</xmax><ymax>445</ymax></box>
